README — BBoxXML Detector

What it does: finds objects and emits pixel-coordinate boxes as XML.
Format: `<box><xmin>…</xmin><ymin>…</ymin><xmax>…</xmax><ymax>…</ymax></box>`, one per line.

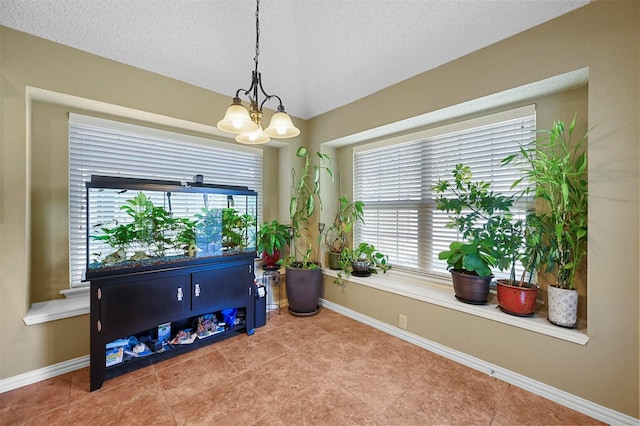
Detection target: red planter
<box><xmin>496</xmin><ymin>279</ymin><xmax>538</xmax><ymax>316</ymax></box>
<box><xmin>261</xmin><ymin>250</ymin><xmax>281</xmax><ymax>270</ymax></box>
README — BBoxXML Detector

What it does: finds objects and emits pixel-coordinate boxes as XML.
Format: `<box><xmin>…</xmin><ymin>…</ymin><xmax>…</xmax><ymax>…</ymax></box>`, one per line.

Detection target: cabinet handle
<box><xmin>248</xmin><ymin>286</ymin><xmax>252</xmax><ymax>296</ymax></box>
<box><xmin>194</xmin><ymin>283</ymin><xmax>201</xmax><ymax>297</ymax></box>
<box><xmin>97</xmin><ymin>288</ymin><xmax>102</xmax><ymax>300</ymax></box>
<box><xmin>248</xmin><ymin>264</ymin><xmax>252</xmax><ymax>274</ymax></box>
<box><xmin>97</xmin><ymin>320</ymin><xmax>102</xmax><ymax>332</ymax></box>
<box><xmin>177</xmin><ymin>287</ymin><xmax>183</xmax><ymax>302</ymax></box>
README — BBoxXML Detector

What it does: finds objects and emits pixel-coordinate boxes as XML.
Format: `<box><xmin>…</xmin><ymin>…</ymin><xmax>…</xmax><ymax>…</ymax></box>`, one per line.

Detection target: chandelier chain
<box><xmin>254</xmin><ymin>0</ymin><xmax>260</xmax><ymax>68</ymax></box>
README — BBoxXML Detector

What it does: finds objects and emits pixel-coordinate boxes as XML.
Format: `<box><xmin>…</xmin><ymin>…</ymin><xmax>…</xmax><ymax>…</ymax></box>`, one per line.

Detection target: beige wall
<box><xmin>0</xmin><ymin>0</ymin><xmax>638</xmax><ymax>419</ymax></box>
<box><xmin>313</xmin><ymin>1</ymin><xmax>639</xmax><ymax>418</ymax></box>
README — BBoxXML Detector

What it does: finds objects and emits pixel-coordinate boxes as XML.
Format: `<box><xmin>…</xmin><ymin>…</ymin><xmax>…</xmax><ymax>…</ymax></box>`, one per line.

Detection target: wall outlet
<box><xmin>398</xmin><ymin>314</ymin><xmax>408</xmax><ymax>330</ymax></box>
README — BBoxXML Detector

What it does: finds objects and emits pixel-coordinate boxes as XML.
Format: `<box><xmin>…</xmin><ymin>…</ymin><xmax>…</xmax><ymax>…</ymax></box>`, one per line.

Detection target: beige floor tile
<box><xmin>329</xmin><ymin>354</ymin><xmax>423</xmax><ymax>413</ymax></box>
<box><xmin>240</xmin><ymin>351</ymin><xmax>324</xmax><ymax>408</ymax></box>
<box><xmin>216</xmin><ymin>332</ymin><xmax>290</xmax><ymax>372</ymax></box>
<box><xmin>171</xmin><ymin>378</ymin><xmax>270</xmax><ymax>425</ymax></box>
<box><xmin>255</xmin><ymin>378</ymin><xmax>380</xmax><ymax>425</ymax></box>
<box><xmin>155</xmin><ymin>348</ymin><xmax>240</xmax><ymax>403</ymax></box>
<box><xmin>66</xmin><ymin>375</ymin><xmax>174</xmax><ymax>426</ymax></box>
<box><xmin>292</xmin><ymin>331</ymin><xmax>370</xmax><ymax>374</ymax></box>
<box><xmin>382</xmin><ymin>371</ymin><xmax>497</xmax><ymax>425</ymax></box>
<box><xmin>10</xmin><ymin>405</ymin><xmax>69</xmax><ymax>426</ymax></box>
<box><xmin>265</xmin><ymin>319</ymin><xmax>328</xmax><ymax>350</ymax></box>
<box><xmin>0</xmin><ymin>375</ymin><xmax>71</xmax><ymax>426</ymax></box>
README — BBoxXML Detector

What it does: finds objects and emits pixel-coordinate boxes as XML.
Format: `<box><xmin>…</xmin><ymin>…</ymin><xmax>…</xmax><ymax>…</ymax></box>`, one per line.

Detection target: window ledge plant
<box><xmin>324</xmin><ymin>196</ymin><xmax>365</xmax><ymax>269</ymax></box>
<box><xmin>432</xmin><ymin>164</ymin><xmax>521</xmax><ymax>304</ymax></box>
<box><xmin>503</xmin><ymin>115</ymin><xmax>588</xmax><ymax>326</ymax></box>
<box><xmin>504</xmin><ymin>115</ymin><xmax>588</xmax><ymax>291</ymax></box>
<box><xmin>335</xmin><ymin>242</ymin><xmax>391</xmax><ymax>286</ymax></box>
<box><xmin>433</xmin><ymin>164</ymin><xmax>518</xmax><ymax>275</ymax></box>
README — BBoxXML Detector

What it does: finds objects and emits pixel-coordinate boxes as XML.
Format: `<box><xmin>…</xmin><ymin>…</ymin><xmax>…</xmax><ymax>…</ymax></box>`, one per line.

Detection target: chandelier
<box><xmin>216</xmin><ymin>0</ymin><xmax>300</xmax><ymax>144</ymax></box>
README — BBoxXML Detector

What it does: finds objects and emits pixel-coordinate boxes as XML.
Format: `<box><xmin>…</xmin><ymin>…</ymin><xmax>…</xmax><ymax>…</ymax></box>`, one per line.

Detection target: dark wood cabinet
<box><xmin>89</xmin><ymin>254</ymin><xmax>256</xmax><ymax>391</ymax></box>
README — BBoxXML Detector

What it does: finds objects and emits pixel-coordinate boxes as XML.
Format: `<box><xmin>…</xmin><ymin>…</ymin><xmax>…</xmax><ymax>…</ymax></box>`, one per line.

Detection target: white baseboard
<box><xmin>0</xmin><ymin>355</ymin><xmax>89</xmax><ymax>394</ymax></box>
<box><xmin>320</xmin><ymin>299</ymin><xmax>639</xmax><ymax>426</ymax></box>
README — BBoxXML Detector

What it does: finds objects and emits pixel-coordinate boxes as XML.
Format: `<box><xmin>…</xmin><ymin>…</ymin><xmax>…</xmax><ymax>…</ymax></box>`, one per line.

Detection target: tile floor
<box><xmin>1</xmin><ymin>308</ymin><xmax>604</xmax><ymax>425</ymax></box>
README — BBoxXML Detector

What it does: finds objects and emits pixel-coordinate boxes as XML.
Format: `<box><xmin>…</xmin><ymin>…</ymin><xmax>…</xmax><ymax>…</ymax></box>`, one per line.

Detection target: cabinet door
<box><xmin>191</xmin><ymin>264</ymin><xmax>251</xmax><ymax>312</ymax></box>
<box><xmin>98</xmin><ymin>274</ymin><xmax>187</xmax><ymax>335</ymax></box>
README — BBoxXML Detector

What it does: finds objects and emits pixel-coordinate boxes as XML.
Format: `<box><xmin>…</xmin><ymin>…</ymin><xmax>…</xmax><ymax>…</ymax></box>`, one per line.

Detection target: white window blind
<box><xmin>69</xmin><ymin>114</ymin><xmax>263</xmax><ymax>287</ymax></box>
<box><xmin>353</xmin><ymin>106</ymin><xmax>535</xmax><ymax>279</ymax></box>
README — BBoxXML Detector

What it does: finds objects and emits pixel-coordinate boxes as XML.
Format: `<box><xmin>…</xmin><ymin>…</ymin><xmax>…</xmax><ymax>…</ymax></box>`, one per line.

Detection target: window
<box><xmin>69</xmin><ymin>114</ymin><xmax>263</xmax><ymax>287</ymax></box>
<box><xmin>353</xmin><ymin>105</ymin><xmax>535</xmax><ymax>279</ymax></box>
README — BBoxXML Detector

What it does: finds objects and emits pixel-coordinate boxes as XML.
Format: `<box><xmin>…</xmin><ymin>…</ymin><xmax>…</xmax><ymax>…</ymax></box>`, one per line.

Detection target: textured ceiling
<box><xmin>0</xmin><ymin>0</ymin><xmax>590</xmax><ymax>119</ymax></box>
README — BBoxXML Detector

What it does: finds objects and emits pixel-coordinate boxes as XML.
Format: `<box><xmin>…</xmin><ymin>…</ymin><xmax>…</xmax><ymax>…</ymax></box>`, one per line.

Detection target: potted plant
<box><xmin>335</xmin><ymin>242</ymin><xmax>391</xmax><ymax>286</ymax></box>
<box><xmin>503</xmin><ymin>116</ymin><xmax>588</xmax><ymax>327</ymax></box>
<box><xmin>282</xmin><ymin>146</ymin><xmax>333</xmax><ymax>316</ymax></box>
<box><xmin>256</xmin><ymin>220</ymin><xmax>291</xmax><ymax>270</ymax></box>
<box><xmin>432</xmin><ymin>164</ymin><xmax>517</xmax><ymax>304</ymax></box>
<box><xmin>324</xmin><ymin>196</ymin><xmax>365</xmax><ymax>269</ymax></box>
<box><xmin>494</xmin><ymin>218</ymin><xmax>541</xmax><ymax>316</ymax></box>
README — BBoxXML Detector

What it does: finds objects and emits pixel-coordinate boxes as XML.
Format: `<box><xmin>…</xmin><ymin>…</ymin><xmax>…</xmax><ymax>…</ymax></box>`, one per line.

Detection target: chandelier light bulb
<box><xmin>264</xmin><ymin>111</ymin><xmax>300</xmax><ymax>138</ymax></box>
<box><xmin>217</xmin><ymin>102</ymin><xmax>259</xmax><ymax>134</ymax></box>
<box><xmin>235</xmin><ymin>126</ymin><xmax>270</xmax><ymax>145</ymax></box>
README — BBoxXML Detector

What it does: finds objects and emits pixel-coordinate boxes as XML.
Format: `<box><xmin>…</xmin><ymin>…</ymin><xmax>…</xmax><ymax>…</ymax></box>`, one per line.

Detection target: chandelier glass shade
<box><xmin>217</xmin><ymin>0</ymin><xmax>300</xmax><ymax>144</ymax></box>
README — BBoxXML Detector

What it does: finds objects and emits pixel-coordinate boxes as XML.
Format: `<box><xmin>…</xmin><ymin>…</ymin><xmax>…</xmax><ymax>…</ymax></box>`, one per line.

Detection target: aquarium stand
<box><xmin>89</xmin><ymin>254</ymin><xmax>257</xmax><ymax>391</ymax></box>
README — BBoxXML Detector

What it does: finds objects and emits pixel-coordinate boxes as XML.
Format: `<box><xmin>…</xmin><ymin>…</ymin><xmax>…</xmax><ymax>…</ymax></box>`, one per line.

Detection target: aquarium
<box><xmin>86</xmin><ymin>175</ymin><xmax>257</xmax><ymax>279</ymax></box>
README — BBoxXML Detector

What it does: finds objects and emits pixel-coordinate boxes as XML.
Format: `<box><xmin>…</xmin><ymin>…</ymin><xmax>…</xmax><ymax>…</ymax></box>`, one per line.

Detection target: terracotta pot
<box><xmin>496</xmin><ymin>279</ymin><xmax>538</xmax><ymax>316</ymax></box>
<box><xmin>450</xmin><ymin>270</ymin><xmax>492</xmax><ymax>304</ymax></box>
<box><xmin>285</xmin><ymin>267</ymin><xmax>323</xmax><ymax>316</ymax></box>
<box><xmin>548</xmin><ymin>285</ymin><xmax>578</xmax><ymax>328</ymax></box>
<box><xmin>261</xmin><ymin>250</ymin><xmax>280</xmax><ymax>270</ymax></box>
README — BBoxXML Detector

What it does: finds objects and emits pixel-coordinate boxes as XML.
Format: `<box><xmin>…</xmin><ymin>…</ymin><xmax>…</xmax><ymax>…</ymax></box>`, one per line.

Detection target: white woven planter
<box><xmin>548</xmin><ymin>285</ymin><xmax>578</xmax><ymax>328</ymax></box>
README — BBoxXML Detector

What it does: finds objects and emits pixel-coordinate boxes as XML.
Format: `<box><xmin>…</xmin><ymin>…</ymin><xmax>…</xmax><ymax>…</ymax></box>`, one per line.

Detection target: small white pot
<box><xmin>548</xmin><ymin>285</ymin><xmax>578</xmax><ymax>328</ymax></box>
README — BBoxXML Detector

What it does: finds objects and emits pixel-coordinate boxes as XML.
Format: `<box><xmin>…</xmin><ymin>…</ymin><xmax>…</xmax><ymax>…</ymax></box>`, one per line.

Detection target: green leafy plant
<box><xmin>174</xmin><ymin>217</ymin><xmax>198</xmax><ymax>256</ymax></box>
<box><xmin>222</xmin><ymin>207</ymin><xmax>256</xmax><ymax>252</ymax></box>
<box><xmin>92</xmin><ymin>192</ymin><xmax>177</xmax><ymax>259</ymax></box>
<box><xmin>257</xmin><ymin>220</ymin><xmax>291</xmax><ymax>256</ymax></box>
<box><xmin>335</xmin><ymin>242</ymin><xmax>391</xmax><ymax>286</ymax></box>
<box><xmin>503</xmin><ymin>116</ymin><xmax>588</xmax><ymax>289</ymax></box>
<box><xmin>283</xmin><ymin>146</ymin><xmax>334</xmax><ymax>269</ymax></box>
<box><xmin>432</xmin><ymin>164</ymin><xmax>520</xmax><ymax>278</ymax></box>
<box><xmin>92</xmin><ymin>222</ymin><xmax>136</xmax><ymax>254</ymax></box>
<box><xmin>324</xmin><ymin>196</ymin><xmax>365</xmax><ymax>253</ymax></box>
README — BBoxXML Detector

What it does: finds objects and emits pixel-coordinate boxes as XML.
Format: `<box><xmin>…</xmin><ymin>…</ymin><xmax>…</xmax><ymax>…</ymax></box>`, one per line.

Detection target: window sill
<box><xmin>322</xmin><ymin>269</ymin><xmax>589</xmax><ymax>345</ymax></box>
<box><xmin>23</xmin><ymin>287</ymin><xmax>90</xmax><ymax>326</ymax></box>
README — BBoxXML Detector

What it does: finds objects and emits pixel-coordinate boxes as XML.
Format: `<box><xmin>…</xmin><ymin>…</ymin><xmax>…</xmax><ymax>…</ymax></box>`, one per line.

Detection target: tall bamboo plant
<box><xmin>503</xmin><ymin>115</ymin><xmax>588</xmax><ymax>289</ymax></box>
<box><xmin>283</xmin><ymin>146</ymin><xmax>333</xmax><ymax>268</ymax></box>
